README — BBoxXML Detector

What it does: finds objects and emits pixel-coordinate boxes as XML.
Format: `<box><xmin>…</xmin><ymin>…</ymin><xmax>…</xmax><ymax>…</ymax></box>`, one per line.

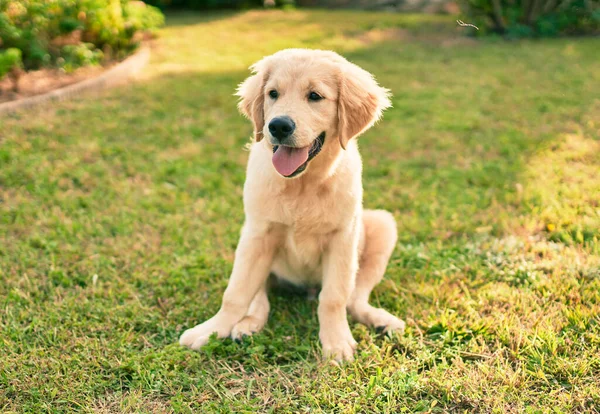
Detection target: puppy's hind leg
<box><xmin>231</xmin><ymin>283</ymin><xmax>270</xmax><ymax>340</ymax></box>
<box><xmin>347</xmin><ymin>210</ymin><xmax>405</xmax><ymax>333</ymax></box>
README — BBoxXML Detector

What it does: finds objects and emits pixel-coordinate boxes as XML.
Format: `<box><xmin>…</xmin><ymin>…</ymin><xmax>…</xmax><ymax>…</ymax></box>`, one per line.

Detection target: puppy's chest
<box><xmin>276</xmin><ymin>197</ymin><xmax>338</xmax><ymax>260</ymax></box>
<box><xmin>270</xmin><ymin>184</ymin><xmax>347</xmax><ymax>228</ymax></box>
<box><xmin>269</xmin><ymin>191</ymin><xmax>343</xmax><ymax>284</ymax></box>
<box><xmin>272</xmin><ymin>225</ymin><xmax>334</xmax><ymax>285</ymax></box>
<box><xmin>279</xmin><ymin>184</ymin><xmax>358</xmax><ymax>234</ymax></box>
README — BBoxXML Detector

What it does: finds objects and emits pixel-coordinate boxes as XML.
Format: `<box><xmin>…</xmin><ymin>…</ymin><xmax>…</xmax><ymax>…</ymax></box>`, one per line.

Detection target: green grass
<box><xmin>1</xmin><ymin>9</ymin><xmax>599</xmax><ymax>413</ymax></box>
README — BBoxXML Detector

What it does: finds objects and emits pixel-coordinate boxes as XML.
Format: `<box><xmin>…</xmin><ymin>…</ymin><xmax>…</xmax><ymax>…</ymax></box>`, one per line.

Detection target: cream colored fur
<box><xmin>180</xmin><ymin>49</ymin><xmax>404</xmax><ymax>362</ymax></box>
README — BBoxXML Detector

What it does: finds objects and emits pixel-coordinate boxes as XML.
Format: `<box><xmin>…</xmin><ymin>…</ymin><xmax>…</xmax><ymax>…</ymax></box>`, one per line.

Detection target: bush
<box><xmin>125</xmin><ymin>1</ymin><xmax>166</xmax><ymax>32</ymax></box>
<box><xmin>57</xmin><ymin>42</ymin><xmax>103</xmax><ymax>72</ymax></box>
<box><xmin>0</xmin><ymin>47</ymin><xmax>22</xmax><ymax>78</ymax></box>
<box><xmin>0</xmin><ymin>0</ymin><xmax>164</xmax><ymax>73</ymax></box>
<box><xmin>459</xmin><ymin>0</ymin><xmax>600</xmax><ymax>37</ymax></box>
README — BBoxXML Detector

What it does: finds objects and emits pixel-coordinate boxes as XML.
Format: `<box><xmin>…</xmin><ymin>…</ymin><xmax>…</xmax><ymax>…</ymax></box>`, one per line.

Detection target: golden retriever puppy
<box><xmin>180</xmin><ymin>49</ymin><xmax>404</xmax><ymax>361</ymax></box>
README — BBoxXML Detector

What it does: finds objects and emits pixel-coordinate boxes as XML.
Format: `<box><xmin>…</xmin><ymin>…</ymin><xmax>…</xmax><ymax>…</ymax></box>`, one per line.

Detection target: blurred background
<box><xmin>0</xmin><ymin>0</ymin><xmax>598</xmax><ymax>87</ymax></box>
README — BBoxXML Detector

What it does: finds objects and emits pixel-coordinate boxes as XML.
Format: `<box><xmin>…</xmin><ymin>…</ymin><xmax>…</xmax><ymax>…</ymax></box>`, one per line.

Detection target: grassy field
<box><xmin>1</xmin><ymin>9</ymin><xmax>599</xmax><ymax>413</ymax></box>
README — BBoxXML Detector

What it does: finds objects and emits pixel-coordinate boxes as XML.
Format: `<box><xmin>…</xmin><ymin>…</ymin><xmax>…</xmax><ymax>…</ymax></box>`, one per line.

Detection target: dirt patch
<box><xmin>354</xmin><ymin>28</ymin><xmax>411</xmax><ymax>45</ymax></box>
<box><xmin>347</xmin><ymin>27</ymin><xmax>478</xmax><ymax>48</ymax></box>
<box><xmin>440</xmin><ymin>36</ymin><xmax>479</xmax><ymax>47</ymax></box>
<box><xmin>0</xmin><ymin>64</ymin><xmax>116</xmax><ymax>104</ymax></box>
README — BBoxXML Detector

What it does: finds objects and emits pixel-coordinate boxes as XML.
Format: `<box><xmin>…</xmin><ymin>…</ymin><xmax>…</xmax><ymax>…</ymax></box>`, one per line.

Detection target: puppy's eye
<box><xmin>308</xmin><ymin>92</ymin><xmax>323</xmax><ymax>101</ymax></box>
<box><xmin>269</xmin><ymin>90</ymin><xmax>279</xmax><ymax>99</ymax></box>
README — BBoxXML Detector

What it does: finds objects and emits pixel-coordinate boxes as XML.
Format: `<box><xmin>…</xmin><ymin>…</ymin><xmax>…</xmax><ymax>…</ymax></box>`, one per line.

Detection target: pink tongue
<box><xmin>272</xmin><ymin>146</ymin><xmax>309</xmax><ymax>176</ymax></box>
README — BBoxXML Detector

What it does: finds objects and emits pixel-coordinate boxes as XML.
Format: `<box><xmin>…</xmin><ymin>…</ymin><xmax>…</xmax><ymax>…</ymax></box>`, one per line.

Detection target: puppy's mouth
<box><xmin>272</xmin><ymin>132</ymin><xmax>325</xmax><ymax>178</ymax></box>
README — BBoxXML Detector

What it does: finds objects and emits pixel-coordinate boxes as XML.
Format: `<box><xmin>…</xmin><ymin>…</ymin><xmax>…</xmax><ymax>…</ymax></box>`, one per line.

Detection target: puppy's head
<box><xmin>237</xmin><ymin>49</ymin><xmax>391</xmax><ymax>178</ymax></box>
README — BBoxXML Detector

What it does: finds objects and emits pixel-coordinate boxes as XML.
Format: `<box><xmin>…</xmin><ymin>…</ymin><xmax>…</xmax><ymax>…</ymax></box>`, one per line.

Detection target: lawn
<box><xmin>1</xmin><ymin>9</ymin><xmax>599</xmax><ymax>413</ymax></box>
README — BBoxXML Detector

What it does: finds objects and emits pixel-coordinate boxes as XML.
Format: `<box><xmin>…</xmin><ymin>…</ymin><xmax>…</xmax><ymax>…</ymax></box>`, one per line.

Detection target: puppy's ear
<box><xmin>337</xmin><ymin>62</ymin><xmax>391</xmax><ymax>149</ymax></box>
<box><xmin>236</xmin><ymin>61</ymin><xmax>269</xmax><ymax>142</ymax></box>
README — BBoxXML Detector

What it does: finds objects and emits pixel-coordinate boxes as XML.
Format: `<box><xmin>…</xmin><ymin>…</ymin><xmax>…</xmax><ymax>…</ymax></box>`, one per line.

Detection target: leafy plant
<box><xmin>124</xmin><ymin>0</ymin><xmax>165</xmax><ymax>34</ymax></box>
<box><xmin>57</xmin><ymin>42</ymin><xmax>103</xmax><ymax>72</ymax></box>
<box><xmin>0</xmin><ymin>46</ymin><xmax>22</xmax><ymax>79</ymax></box>
<box><xmin>0</xmin><ymin>0</ymin><xmax>164</xmax><ymax>71</ymax></box>
<box><xmin>459</xmin><ymin>0</ymin><xmax>600</xmax><ymax>37</ymax></box>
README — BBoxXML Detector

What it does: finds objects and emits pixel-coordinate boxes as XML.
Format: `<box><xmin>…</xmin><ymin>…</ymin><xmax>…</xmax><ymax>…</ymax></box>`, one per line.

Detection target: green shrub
<box><xmin>0</xmin><ymin>47</ymin><xmax>22</xmax><ymax>78</ymax></box>
<box><xmin>459</xmin><ymin>0</ymin><xmax>600</xmax><ymax>37</ymax></box>
<box><xmin>124</xmin><ymin>1</ymin><xmax>165</xmax><ymax>33</ymax></box>
<box><xmin>57</xmin><ymin>42</ymin><xmax>103</xmax><ymax>72</ymax></box>
<box><xmin>0</xmin><ymin>0</ymin><xmax>164</xmax><ymax>71</ymax></box>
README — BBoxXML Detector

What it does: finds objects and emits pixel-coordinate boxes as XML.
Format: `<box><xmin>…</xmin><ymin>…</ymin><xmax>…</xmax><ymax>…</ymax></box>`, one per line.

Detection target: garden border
<box><xmin>0</xmin><ymin>45</ymin><xmax>150</xmax><ymax>115</ymax></box>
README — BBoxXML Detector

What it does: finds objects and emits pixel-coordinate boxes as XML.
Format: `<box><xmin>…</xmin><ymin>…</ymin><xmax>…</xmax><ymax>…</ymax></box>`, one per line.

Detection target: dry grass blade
<box><xmin>456</xmin><ymin>19</ymin><xmax>480</xmax><ymax>30</ymax></box>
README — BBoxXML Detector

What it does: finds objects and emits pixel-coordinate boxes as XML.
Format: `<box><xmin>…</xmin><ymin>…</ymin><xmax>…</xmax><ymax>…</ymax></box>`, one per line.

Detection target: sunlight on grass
<box><xmin>145</xmin><ymin>10</ymin><xmax>453</xmax><ymax>76</ymax></box>
<box><xmin>523</xmin><ymin>126</ymin><xmax>600</xmax><ymax>248</ymax></box>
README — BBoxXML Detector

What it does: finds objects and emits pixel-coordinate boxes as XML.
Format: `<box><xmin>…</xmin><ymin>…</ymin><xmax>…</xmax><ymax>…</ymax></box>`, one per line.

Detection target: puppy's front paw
<box><xmin>371</xmin><ymin>308</ymin><xmax>406</xmax><ymax>334</ymax></box>
<box><xmin>179</xmin><ymin>317</ymin><xmax>230</xmax><ymax>350</ymax></box>
<box><xmin>231</xmin><ymin>316</ymin><xmax>265</xmax><ymax>341</ymax></box>
<box><xmin>320</xmin><ymin>328</ymin><xmax>358</xmax><ymax>362</ymax></box>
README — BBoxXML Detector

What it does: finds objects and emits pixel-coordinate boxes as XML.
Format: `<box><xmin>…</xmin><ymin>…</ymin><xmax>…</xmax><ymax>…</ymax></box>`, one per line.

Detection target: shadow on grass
<box><xmin>163</xmin><ymin>10</ymin><xmax>244</xmax><ymax>26</ymax></box>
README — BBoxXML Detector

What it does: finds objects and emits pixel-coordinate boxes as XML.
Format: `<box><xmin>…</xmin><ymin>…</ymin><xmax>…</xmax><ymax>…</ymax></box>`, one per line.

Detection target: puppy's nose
<box><xmin>268</xmin><ymin>116</ymin><xmax>295</xmax><ymax>141</ymax></box>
